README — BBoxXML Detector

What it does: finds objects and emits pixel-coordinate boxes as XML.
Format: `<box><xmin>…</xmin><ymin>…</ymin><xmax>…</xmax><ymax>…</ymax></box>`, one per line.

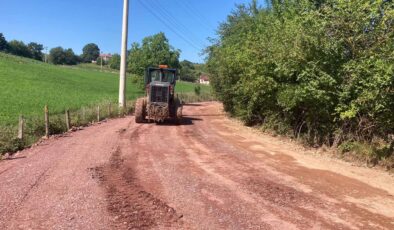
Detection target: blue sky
<box><xmin>0</xmin><ymin>0</ymin><xmax>255</xmax><ymax>63</ymax></box>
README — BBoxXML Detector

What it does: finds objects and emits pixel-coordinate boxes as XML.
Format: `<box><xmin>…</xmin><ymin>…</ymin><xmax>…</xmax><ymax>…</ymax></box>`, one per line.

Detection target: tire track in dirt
<box><xmin>91</xmin><ymin>124</ymin><xmax>183</xmax><ymax>230</ymax></box>
<box><xmin>0</xmin><ymin>118</ymin><xmax>131</xmax><ymax>230</ymax></box>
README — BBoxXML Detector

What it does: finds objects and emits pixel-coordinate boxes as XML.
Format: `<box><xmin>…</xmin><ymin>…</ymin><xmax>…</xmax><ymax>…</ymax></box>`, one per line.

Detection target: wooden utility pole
<box><xmin>119</xmin><ymin>0</ymin><xmax>129</xmax><ymax>109</ymax></box>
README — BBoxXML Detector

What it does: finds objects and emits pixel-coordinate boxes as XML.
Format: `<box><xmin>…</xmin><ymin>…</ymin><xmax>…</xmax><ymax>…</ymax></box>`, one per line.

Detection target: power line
<box><xmin>173</xmin><ymin>0</ymin><xmax>216</xmax><ymax>31</ymax></box>
<box><xmin>143</xmin><ymin>0</ymin><xmax>207</xmax><ymax>48</ymax></box>
<box><xmin>136</xmin><ymin>0</ymin><xmax>203</xmax><ymax>51</ymax></box>
<box><xmin>149</xmin><ymin>0</ymin><xmax>208</xmax><ymax>47</ymax></box>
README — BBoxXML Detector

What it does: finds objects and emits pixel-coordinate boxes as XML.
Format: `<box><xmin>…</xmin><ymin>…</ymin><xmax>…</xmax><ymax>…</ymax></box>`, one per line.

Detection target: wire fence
<box><xmin>0</xmin><ymin>92</ymin><xmax>216</xmax><ymax>156</ymax></box>
<box><xmin>0</xmin><ymin>100</ymin><xmax>135</xmax><ymax>155</ymax></box>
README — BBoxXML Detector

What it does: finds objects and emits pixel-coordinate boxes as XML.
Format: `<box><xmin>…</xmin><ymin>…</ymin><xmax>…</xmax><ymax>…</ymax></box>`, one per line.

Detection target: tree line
<box><xmin>1</xmin><ymin>32</ymin><xmax>200</xmax><ymax>80</ymax></box>
<box><xmin>206</xmin><ymin>0</ymin><xmax>394</xmax><ymax>156</ymax></box>
<box><xmin>0</xmin><ymin>33</ymin><xmax>45</xmax><ymax>61</ymax></box>
<box><xmin>0</xmin><ymin>32</ymin><xmax>121</xmax><ymax>68</ymax></box>
<box><xmin>179</xmin><ymin>60</ymin><xmax>206</xmax><ymax>82</ymax></box>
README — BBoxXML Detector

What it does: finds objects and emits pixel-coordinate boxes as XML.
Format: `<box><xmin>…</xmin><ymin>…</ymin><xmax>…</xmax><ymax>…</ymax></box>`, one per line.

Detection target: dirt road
<box><xmin>1</xmin><ymin>102</ymin><xmax>393</xmax><ymax>229</ymax></box>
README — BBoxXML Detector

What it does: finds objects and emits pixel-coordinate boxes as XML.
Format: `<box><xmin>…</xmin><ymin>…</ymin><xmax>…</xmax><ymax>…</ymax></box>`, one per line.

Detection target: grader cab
<box><xmin>135</xmin><ymin>65</ymin><xmax>183</xmax><ymax>123</ymax></box>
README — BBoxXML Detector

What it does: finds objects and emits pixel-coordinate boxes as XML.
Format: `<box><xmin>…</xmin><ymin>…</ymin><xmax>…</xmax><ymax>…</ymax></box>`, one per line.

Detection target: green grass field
<box><xmin>0</xmin><ymin>53</ymin><xmax>210</xmax><ymax>126</ymax></box>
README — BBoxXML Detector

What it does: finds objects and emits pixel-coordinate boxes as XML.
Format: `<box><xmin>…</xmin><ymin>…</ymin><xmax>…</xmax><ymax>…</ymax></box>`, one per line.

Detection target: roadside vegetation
<box><xmin>179</xmin><ymin>60</ymin><xmax>207</xmax><ymax>82</ymax></box>
<box><xmin>206</xmin><ymin>0</ymin><xmax>394</xmax><ymax>169</ymax></box>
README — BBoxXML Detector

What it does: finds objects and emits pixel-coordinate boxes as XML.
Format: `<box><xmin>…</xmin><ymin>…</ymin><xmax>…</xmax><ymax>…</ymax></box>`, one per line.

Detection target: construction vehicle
<box><xmin>135</xmin><ymin>65</ymin><xmax>183</xmax><ymax>123</ymax></box>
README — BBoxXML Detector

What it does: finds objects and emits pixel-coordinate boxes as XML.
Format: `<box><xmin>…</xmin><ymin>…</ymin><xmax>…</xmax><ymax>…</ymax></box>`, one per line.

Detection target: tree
<box><xmin>27</xmin><ymin>42</ymin><xmax>44</xmax><ymax>61</ymax></box>
<box><xmin>0</xmin><ymin>33</ymin><xmax>8</xmax><ymax>51</ymax></box>
<box><xmin>8</xmin><ymin>40</ymin><xmax>32</xmax><ymax>58</ymax></box>
<box><xmin>64</xmin><ymin>48</ymin><xmax>78</xmax><ymax>65</ymax></box>
<box><xmin>179</xmin><ymin>60</ymin><xmax>197</xmax><ymax>82</ymax></box>
<box><xmin>49</xmin><ymin>47</ymin><xmax>66</xmax><ymax>64</ymax></box>
<box><xmin>81</xmin><ymin>43</ymin><xmax>100</xmax><ymax>63</ymax></box>
<box><xmin>128</xmin><ymin>43</ymin><xmax>145</xmax><ymax>75</ymax></box>
<box><xmin>109</xmin><ymin>54</ymin><xmax>121</xmax><ymax>70</ymax></box>
<box><xmin>49</xmin><ymin>47</ymin><xmax>79</xmax><ymax>65</ymax></box>
<box><xmin>128</xmin><ymin>32</ymin><xmax>180</xmax><ymax>76</ymax></box>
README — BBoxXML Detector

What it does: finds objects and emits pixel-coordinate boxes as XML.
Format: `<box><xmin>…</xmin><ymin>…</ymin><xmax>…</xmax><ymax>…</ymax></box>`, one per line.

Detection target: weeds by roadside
<box><xmin>338</xmin><ymin>140</ymin><xmax>394</xmax><ymax>171</ymax></box>
<box><xmin>257</xmin><ymin>122</ymin><xmax>394</xmax><ymax>172</ymax></box>
<box><xmin>0</xmin><ymin>100</ymin><xmax>135</xmax><ymax>157</ymax></box>
<box><xmin>178</xmin><ymin>92</ymin><xmax>215</xmax><ymax>104</ymax></box>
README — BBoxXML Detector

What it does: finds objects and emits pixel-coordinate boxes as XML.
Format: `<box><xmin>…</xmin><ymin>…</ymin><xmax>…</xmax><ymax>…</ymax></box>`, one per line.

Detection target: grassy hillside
<box><xmin>176</xmin><ymin>81</ymin><xmax>210</xmax><ymax>94</ymax></box>
<box><xmin>0</xmin><ymin>53</ymin><xmax>210</xmax><ymax>125</ymax></box>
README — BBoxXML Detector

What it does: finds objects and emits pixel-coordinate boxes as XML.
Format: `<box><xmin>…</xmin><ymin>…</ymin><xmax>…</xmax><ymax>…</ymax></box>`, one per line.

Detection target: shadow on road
<box><xmin>183</xmin><ymin>103</ymin><xmax>203</xmax><ymax>107</ymax></box>
<box><xmin>183</xmin><ymin>114</ymin><xmax>225</xmax><ymax>117</ymax></box>
<box><xmin>155</xmin><ymin>116</ymin><xmax>202</xmax><ymax>126</ymax></box>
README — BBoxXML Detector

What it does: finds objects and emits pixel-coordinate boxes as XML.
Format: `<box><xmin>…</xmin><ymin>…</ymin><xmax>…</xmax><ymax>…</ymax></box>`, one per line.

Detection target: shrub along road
<box><xmin>0</xmin><ymin>102</ymin><xmax>393</xmax><ymax>229</ymax></box>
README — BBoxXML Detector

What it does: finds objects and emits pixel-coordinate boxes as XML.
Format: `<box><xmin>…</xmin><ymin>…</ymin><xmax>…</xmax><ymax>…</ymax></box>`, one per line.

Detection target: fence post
<box><xmin>65</xmin><ymin>109</ymin><xmax>71</xmax><ymax>130</ymax></box>
<box><xmin>108</xmin><ymin>103</ymin><xmax>112</xmax><ymax>118</ymax></box>
<box><xmin>82</xmin><ymin>107</ymin><xmax>86</xmax><ymax>122</ymax></box>
<box><xmin>18</xmin><ymin>115</ymin><xmax>24</xmax><ymax>140</ymax></box>
<box><xmin>44</xmin><ymin>105</ymin><xmax>49</xmax><ymax>138</ymax></box>
<box><xmin>97</xmin><ymin>106</ymin><xmax>100</xmax><ymax>122</ymax></box>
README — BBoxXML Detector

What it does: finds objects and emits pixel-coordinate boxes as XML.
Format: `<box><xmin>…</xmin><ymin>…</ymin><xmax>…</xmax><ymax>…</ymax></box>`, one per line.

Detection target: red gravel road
<box><xmin>1</xmin><ymin>102</ymin><xmax>394</xmax><ymax>230</ymax></box>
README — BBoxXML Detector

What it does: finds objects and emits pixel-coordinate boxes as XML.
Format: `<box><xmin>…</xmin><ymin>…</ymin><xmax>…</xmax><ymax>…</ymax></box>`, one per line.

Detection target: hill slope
<box><xmin>0</xmin><ymin>53</ymin><xmax>209</xmax><ymax>125</ymax></box>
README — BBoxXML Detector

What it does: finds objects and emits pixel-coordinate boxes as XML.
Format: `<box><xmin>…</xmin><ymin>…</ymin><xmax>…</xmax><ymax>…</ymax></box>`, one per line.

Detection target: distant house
<box><xmin>199</xmin><ymin>75</ymin><xmax>210</xmax><ymax>85</ymax></box>
<box><xmin>99</xmin><ymin>53</ymin><xmax>112</xmax><ymax>62</ymax></box>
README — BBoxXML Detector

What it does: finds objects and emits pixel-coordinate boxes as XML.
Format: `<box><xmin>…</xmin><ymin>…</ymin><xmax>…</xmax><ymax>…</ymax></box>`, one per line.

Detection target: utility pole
<box><xmin>119</xmin><ymin>0</ymin><xmax>129</xmax><ymax>109</ymax></box>
<box><xmin>100</xmin><ymin>52</ymin><xmax>103</xmax><ymax>72</ymax></box>
<box><xmin>44</xmin><ymin>46</ymin><xmax>48</xmax><ymax>63</ymax></box>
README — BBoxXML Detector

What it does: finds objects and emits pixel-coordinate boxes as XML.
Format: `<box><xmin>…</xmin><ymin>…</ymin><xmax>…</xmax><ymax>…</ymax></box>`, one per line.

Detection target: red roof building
<box><xmin>199</xmin><ymin>75</ymin><xmax>210</xmax><ymax>85</ymax></box>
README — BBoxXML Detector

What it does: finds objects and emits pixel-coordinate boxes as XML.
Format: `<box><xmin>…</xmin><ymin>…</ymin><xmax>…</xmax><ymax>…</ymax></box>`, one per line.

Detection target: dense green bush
<box><xmin>49</xmin><ymin>47</ymin><xmax>80</xmax><ymax>65</ymax></box>
<box><xmin>130</xmin><ymin>74</ymin><xmax>145</xmax><ymax>91</ymax></box>
<box><xmin>179</xmin><ymin>60</ymin><xmax>202</xmax><ymax>82</ymax></box>
<box><xmin>8</xmin><ymin>40</ymin><xmax>32</xmax><ymax>58</ymax></box>
<box><xmin>194</xmin><ymin>85</ymin><xmax>201</xmax><ymax>96</ymax></box>
<box><xmin>109</xmin><ymin>54</ymin><xmax>121</xmax><ymax>70</ymax></box>
<box><xmin>1</xmin><ymin>35</ymin><xmax>44</xmax><ymax>61</ymax></box>
<box><xmin>206</xmin><ymin>0</ymin><xmax>394</xmax><ymax>149</ymax></box>
<box><xmin>81</xmin><ymin>43</ymin><xmax>100</xmax><ymax>63</ymax></box>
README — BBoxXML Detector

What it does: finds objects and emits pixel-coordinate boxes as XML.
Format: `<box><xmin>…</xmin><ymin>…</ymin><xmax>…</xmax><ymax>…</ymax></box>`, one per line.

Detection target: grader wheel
<box><xmin>135</xmin><ymin>98</ymin><xmax>147</xmax><ymax>123</ymax></box>
<box><xmin>175</xmin><ymin>106</ymin><xmax>183</xmax><ymax>124</ymax></box>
